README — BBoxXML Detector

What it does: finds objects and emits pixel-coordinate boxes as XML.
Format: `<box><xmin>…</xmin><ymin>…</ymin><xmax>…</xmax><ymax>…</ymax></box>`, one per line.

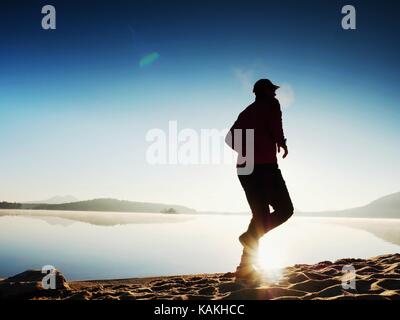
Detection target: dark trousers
<box><xmin>238</xmin><ymin>163</ymin><xmax>294</xmax><ymax>240</ymax></box>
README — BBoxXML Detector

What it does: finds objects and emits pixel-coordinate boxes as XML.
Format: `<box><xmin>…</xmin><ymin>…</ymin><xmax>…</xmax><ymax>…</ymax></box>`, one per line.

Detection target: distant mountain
<box><xmin>1</xmin><ymin>192</ymin><xmax>399</xmax><ymax>218</ymax></box>
<box><xmin>24</xmin><ymin>195</ymin><xmax>79</xmax><ymax>205</ymax></box>
<box><xmin>298</xmin><ymin>192</ymin><xmax>400</xmax><ymax>219</ymax></box>
<box><xmin>20</xmin><ymin>198</ymin><xmax>196</xmax><ymax>214</ymax></box>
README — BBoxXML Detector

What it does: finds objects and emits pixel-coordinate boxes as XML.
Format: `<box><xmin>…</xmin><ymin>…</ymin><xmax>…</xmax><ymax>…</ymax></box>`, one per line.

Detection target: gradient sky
<box><xmin>0</xmin><ymin>0</ymin><xmax>399</xmax><ymax>212</ymax></box>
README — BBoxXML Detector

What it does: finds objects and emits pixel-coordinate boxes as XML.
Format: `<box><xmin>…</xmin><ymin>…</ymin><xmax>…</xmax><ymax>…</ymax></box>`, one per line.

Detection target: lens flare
<box><xmin>256</xmin><ymin>239</ymin><xmax>286</xmax><ymax>283</ymax></box>
<box><xmin>139</xmin><ymin>52</ymin><xmax>160</xmax><ymax>67</ymax></box>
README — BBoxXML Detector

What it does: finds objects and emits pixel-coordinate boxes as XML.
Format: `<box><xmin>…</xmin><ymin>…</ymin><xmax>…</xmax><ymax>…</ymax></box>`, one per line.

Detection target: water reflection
<box><xmin>0</xmin><ymin>211</ymin><xmax>399</xmax><ymax>280</ymax></box>
<box><xmin>0</xmin><ymin>209</ymin><xmax>192</xmax><ymax>226</ymax></box>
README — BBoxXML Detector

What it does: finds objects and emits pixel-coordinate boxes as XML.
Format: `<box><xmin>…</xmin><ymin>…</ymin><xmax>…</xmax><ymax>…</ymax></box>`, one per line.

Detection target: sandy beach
<box><xmin>1</xmin><ymin>253</ymin><xmax>399</xmax><ymax>300</ymax></box>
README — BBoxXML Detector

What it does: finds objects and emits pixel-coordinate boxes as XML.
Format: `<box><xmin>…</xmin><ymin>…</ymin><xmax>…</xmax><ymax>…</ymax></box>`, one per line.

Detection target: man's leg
<box><xmin>264</xmin><ymin>168</ymin><xmax>294</xmax><ymax>233</ymax></box>
<box><xmin>236</xmin><ymin>167</ymin><xmax>293</xmax><ymax>276</ymax></box>
<box><xmin>238</xmin><ymin>173</ymin><xmax>270</xmax><ymax>244</ymax></box>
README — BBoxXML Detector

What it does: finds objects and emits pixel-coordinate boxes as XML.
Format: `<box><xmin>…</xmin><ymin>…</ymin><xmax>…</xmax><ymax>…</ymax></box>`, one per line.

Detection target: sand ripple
<box><xmin>1</xmin><ymin>254</ymin><xmax>399</xmax><ymax>300</ymax></box>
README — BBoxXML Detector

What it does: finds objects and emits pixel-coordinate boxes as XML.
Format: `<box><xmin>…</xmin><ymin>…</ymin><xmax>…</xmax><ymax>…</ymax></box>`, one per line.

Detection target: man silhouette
<box><xmin>226</xmin><ymin>79</ymin><xmax>294</xmax><ymax>277</ymax></box>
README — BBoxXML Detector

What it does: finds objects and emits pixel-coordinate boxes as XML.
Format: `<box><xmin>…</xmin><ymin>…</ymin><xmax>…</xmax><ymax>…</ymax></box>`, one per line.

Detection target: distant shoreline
<box><xmin>1</xmin><ymin>191</ymin><xmax>399</xmax><ymax>218</ymax></box>
<box><xmin>1</xmin><ymin>207</ymin><xmax>400</xmax><ymax>220</ymax></box>
<box><xmin>0</xmin><ymin>198</ymin><xmax>196</xmax><ymax>215</ymax></box>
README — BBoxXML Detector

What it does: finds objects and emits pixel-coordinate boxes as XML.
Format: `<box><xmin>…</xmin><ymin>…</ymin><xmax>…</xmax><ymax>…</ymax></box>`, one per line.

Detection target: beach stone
<box><xmin>0</xmin><ymin>281</ymin><xmax>42</xmax><ymax>299</ymax></box>
<box><xmin>5</xmin><ymin>269</ymin><xmax>69</xmax><ymax>289</ymax></box>
<box><xmin>0</xmin><ymin>269</ymin><xmax>70</xmax><ymax>299</ymax></box>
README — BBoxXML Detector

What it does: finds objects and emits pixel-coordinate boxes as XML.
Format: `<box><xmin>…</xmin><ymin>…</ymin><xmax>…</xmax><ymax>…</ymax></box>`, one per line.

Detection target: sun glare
<box><xmin>256</xmin><ymin>239</ymin><xmax>286</xmax><ymax>283</ymax></box>
<box><xmin>258</xmin><ymin>237</ymin><xmax>288</xmax><ymax>268</ymax></box>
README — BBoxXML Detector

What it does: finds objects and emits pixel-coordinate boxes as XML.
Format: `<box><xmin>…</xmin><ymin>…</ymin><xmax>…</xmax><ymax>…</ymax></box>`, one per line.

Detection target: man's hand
<box><xmin>278</xmin><ymin>144</ymin><xmax>288</xmax><ymax>159</ymax></box>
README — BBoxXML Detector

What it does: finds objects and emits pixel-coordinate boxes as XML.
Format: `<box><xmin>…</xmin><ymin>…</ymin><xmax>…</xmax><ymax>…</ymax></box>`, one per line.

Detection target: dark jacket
<box><xmin>226</xmin><ymin>97</ymin><xmax>286</xmax><ymax>165</ymax></box>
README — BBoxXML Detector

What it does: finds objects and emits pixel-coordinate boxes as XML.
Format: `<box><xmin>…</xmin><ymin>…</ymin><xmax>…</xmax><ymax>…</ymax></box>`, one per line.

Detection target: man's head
<box><xmin>253</xmin><ymin>79</ymin><xmax>280</xmax><ymax>98</ymax></box>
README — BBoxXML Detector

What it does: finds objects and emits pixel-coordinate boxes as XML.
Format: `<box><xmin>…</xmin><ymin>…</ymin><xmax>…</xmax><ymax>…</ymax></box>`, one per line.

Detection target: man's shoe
<box><xmin>235</xmin><ymin>264</ymin><xmax>258</xmax><ymax>279</ymax></box>
<box><xmin>239</xmin><ymin>232</ymin><xmax>259</xmax><ymax>249</ymax></box>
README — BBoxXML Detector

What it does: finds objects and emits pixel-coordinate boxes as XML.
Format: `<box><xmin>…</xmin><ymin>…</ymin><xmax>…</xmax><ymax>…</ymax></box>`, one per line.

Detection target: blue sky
<box><xmin>0</xmin><ymin>0</ymin><xmax>399</xmax><ymax>211</ymax></box>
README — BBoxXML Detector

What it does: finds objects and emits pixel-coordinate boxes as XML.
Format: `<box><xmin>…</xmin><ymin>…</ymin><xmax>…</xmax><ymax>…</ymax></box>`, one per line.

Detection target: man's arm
<box><xmin>225</xmin><ymin>116</ymin><xmax>240</xmax><ymax>151</ymax></box>
<box><xmin>269</xmin><ymin>101</ymin><xmax>288</xmax><ymax>158</ymax></box>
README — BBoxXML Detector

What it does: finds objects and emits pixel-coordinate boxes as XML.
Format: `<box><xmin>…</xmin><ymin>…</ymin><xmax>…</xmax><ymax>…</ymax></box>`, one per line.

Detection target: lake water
<box><xmin>0</xmin><ymin>210</ymin><xmax>399</xmax><ymax>280</ymax></box>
